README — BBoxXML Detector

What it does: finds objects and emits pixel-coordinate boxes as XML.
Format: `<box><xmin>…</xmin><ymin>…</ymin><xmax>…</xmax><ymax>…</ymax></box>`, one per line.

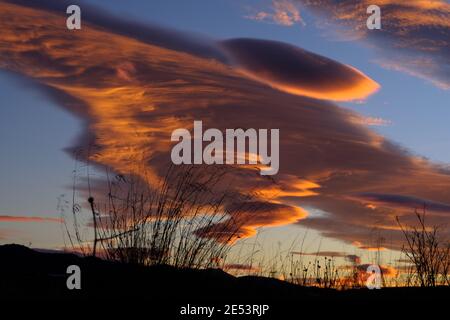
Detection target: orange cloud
<box><xmin>351</xmin><ymin>241</ymin><xmax>386</xmax><ymax>251</ymax></box>
<box><xmin>339</xmin><ymin>264</ymin><xmax>398</xmax><ymax>284</ymax></box>
<box><xmin>299</xmin><ymin>0</ymin><xmax>450</xmax><ymax>89</ymax></box>
<box><xmin>246</xmin><ymin>0</ymin><xmax>304</xmax><ymax>27</ymax></box>
<box><xmin>350</xmin><ymin>115</ymin><xmax>392</xmax><ymax>127</ymax></box>
<box><xmin>359</xmin><ymin>264</ymin><xmax>397</xmax><ymax>278</ymax></box>
<box><xmin>195</xmin><ymin>203</ymin><xmax>308</xmax><ymax>243</ymax></box>
<box><xmin>1</xmin><ymin>0</ymin><xmax>450</xmax><ymax>250</ymax></box>
<box><xmin>222</xmin><ymin>38</ymin><xmax>380</xmax><ymax>101</ymax></box>
<box><xmin>0</xmin><ymin>215</ymin><xmax>63</xmax><ymax>223</ymax></box>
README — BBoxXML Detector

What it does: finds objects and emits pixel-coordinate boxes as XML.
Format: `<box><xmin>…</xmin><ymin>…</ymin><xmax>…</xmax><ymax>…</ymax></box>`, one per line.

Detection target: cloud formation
<box><xmin>221</xmin><ymin>38</ymin><xmax>380</xmax><ymax>101</ymax></box>
<box><xmin>1</xmin><ymin>0</ymin><xmax>450</xmax><ymax>250</ymax></box>
<box><xmin>224</xmin><ymin>263</ymin><xmax>261</xmax><ymax>273</ymax></box>
<box><xmin>354</xmin><ymin>193</ymin><xmax>450</xmax><ymax>214</ymax></box>
<box><xmin>350</xmin><ymin>115</ymin><xmax>391</xmax><ymax>127</ymax></box>
<box><xmin>0</xmin><ymin>215</ymin><xmax>63</xmax><ymax>223</ymax></box>
<box><xmin>292</xmin><ymin>251</ymin><xmax>361</xmax><ymax>264</ymax></box>
<box><xmin>296</xmin><ymin>0</ymin><xmax>450</xmax><ymax>89</ymax></box>
<box><xmin>245</xmin><ymin>0</ymin><xmax>304</xmax><ymax>26</ymax></box>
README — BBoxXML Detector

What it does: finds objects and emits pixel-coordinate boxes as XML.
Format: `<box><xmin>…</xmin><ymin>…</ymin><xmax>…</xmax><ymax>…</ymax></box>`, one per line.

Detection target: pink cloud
<box><xmin>245</xmin><ymin>0</ymin><xmax>304</xmax><ymax>27</ymax></box>
<box><xmin>0</xmin><ymin>215</ymin><xmax>63</xmax><ymax>223</ymax></box>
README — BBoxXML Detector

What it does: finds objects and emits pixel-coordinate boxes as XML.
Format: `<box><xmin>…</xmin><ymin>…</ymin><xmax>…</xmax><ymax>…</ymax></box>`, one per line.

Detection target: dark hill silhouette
<box><xmin>0</xmin><ymin>244</ymin><xmax>335</xmax><ymax>301</ymax></box>
<box><xmin>0</xmin><ymin>244</ymin><xmax>448</xmax><ymax>317</ymax></box>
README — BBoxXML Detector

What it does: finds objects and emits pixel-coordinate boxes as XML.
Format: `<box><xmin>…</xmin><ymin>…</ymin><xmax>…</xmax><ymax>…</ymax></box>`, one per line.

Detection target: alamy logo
<box><xmin>66</xmin><ymin>265</ymin><xmax>81</xmax><ymax>290</ymax></box>
<box><xmin>367</xmin><ymin>5</ymin><xmax>381</xmax><ymax>30</ymax></box>
<box><xmin>366</xmin><ymin>264</ymin><xmax>382</xmax><ymax>289</ymax></box>
<box><xmin>66</xmin><ymin>5</ymin><xmax>81</xmax><ymax>30</ymax></box>
<box><xmin>171</xmin><ymin>121</ymin><xmax>279</xmax><ymax>175</ymax></box>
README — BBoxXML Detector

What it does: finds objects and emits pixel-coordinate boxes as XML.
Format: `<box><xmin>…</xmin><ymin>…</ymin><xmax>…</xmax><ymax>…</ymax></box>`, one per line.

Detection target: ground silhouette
<box><xmin>1</xmin><ymin>244</ymin><xmax>448</xmax><ymax>317</ymax></box>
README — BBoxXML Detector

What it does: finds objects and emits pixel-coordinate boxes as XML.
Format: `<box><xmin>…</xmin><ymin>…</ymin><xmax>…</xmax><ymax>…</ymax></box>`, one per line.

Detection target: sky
<box><xmin>0</xmin><ymin>0</ymin><xmax>449</xmax><ymax>274</ymax></box>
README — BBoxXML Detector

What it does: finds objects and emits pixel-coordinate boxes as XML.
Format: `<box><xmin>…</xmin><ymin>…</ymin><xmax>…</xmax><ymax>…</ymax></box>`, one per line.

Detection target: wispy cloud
<box><xmin>351</xmin><ymin>241</ymin><xmax>386</xmax><ymax>251</ymax></box>
<box><xmin>340</xmin><ymin>264</ymin><xmax>398</xmax><ymax>277</ymax></box>
<box><xmin>292</xmin><ymin>251</ymin><xmax>361</xmax><ymax>264</ymax></box>
<box><xmin>352</xmin><ymin>193</ymin><xmax>450</xmax><ymax>216</ymax></box>
<box><xmin>297</xmin><ymin>0</ymin><xmax>450</xmax><ymax>89</ymax></box>
<box><xmin>0</xmin><ymin>215</ymin><xmax>63</xmax><ymax>223</ymax></box>
<box><xmin>224</xmin><ymin>263</ymin><xmax>261</xmax><ymax>273</ymax></box>
<box><xmin>245</xmin><ymin>0</ymin><xmax>305</xmax><ymax>26</ymax></box>
<box><xmin>349</xmin><ymin>114</ymin><xmax>392</xmax><ymax>127</ymax></box>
